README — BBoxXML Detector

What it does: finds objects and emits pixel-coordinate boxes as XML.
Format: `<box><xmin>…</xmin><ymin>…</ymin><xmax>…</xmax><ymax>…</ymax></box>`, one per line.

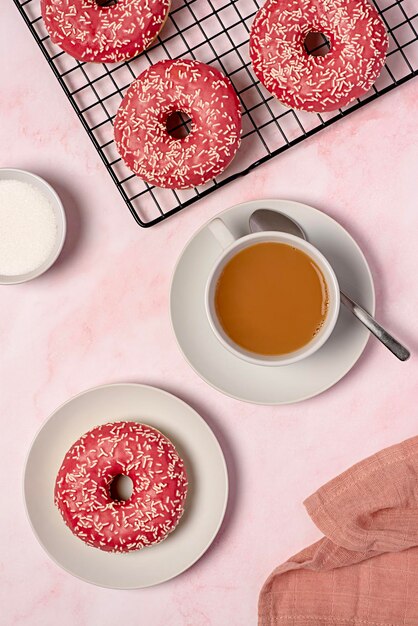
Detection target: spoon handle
<box><xmin>339</xmin><ymin>292</ymin><xmax>410</xmax><ymax>361</ymax></box>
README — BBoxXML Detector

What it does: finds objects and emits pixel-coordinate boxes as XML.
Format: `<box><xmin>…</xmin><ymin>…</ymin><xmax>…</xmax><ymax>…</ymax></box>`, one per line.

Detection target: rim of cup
<box><xmin>205</xmin><ymin>230</ymin><xmax>340</xmax><ymax>367</ymax></box>
<box><xmin>0</xmin><ymin>168</ymin><xmax>67</xmax><ymax>285</ymax></box>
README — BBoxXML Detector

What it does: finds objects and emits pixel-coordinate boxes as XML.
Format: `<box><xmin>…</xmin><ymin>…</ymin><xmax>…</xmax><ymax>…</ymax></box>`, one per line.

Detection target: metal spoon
<box><xmin>249</xmin><ymin>209</ymin><xmax>410</xmax><ymax>361</ymax></box>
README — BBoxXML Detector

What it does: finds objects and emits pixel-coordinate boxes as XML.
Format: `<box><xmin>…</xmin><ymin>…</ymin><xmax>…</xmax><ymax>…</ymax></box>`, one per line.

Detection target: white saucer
<box><xmin>170</xmin><ymin>199</ymin><xmax>375</xmax><ymax>405</ymax></box>
<box><xmin>24</xmin><ymin>384</ymin><xmax>228</xmax><ymax>589</ymax></box>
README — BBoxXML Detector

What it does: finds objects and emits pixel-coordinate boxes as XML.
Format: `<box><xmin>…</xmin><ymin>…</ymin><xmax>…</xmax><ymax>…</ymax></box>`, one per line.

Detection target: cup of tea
<box><xmin>205</xmin><ymin>217</ymin><xmax>340</xmax><ymax>366</ymax></box>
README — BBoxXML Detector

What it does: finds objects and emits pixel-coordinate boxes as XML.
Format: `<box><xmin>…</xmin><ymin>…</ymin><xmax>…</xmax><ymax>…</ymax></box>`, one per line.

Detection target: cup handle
<box><xmin>208</xmin><ymin>218</ymin><xmax>236</xmax><ymax>249</ymax></box>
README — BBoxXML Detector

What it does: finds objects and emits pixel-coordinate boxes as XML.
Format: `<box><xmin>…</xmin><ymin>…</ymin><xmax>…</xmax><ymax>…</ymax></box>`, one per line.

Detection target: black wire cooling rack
<box><xmin>14</xmin><ymin>0</ymin><xmax>418</xmax><ymax>227</ymax></box>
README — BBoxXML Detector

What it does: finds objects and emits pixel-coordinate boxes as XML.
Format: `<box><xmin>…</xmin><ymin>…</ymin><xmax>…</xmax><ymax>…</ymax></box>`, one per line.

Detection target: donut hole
<box><xmin>95</xmin><ymin>0</ymin><xmax>118</xmax><ymax>7</ymax></box>
<box><xmin>166</xmin><ymin>111</ymin><xmax>193</xmax><ymax>140</ymax></box>
<box><xmin>109</xmin><ymin>474</ymin><xmax>133</xmax><ymax>501</ymax></box>
<box><xmin>304</xmin><ymin>31</ymin><xmax>331</xmax><ymax>57</ymax></box>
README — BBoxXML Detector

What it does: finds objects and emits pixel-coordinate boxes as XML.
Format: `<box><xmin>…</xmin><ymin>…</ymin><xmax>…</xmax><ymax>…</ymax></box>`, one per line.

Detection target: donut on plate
<box><xmin>114</xmin><ymin>59</ymin><xmax>242</xmax><ymax>189</ymax></box>
<box><xmin>41</xmin><ymin>0</ymin><xmax>170</xmax><ymax>63</ymax></box>
<box><xmin>249</xmin><ymin>0</ymin><xmax>388</xmax><ymax>113</ymax></box>
<box><xmin>54</xmin><ymin>421</ymin><xmax>188</xmax><ymax>553</ymax></box>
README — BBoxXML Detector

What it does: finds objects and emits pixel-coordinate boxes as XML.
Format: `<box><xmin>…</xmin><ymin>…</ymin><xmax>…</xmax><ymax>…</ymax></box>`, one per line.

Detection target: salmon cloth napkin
<box><xmin>259</xmin><ymin>436</ymin><xmax>418</xmax><ymax>626</ymax></box>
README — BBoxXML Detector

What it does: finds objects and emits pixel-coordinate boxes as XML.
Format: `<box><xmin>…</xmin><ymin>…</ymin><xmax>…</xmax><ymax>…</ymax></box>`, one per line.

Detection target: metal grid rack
<box><xmin>14</xmin><ymin>0</ymin><xmax>418</xmax><ymax>227</ymax></box>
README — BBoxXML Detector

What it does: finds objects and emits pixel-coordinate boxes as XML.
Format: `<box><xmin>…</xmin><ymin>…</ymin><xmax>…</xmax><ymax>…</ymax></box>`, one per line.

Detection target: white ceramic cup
<box><xmin>205</xmin><ymin>217</ymin><xmax>340</xmax><ymax>366</ymax></box>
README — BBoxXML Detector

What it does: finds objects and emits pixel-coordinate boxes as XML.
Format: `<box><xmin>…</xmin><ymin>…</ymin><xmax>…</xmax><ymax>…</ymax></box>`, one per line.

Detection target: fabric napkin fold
<box><xmin>259</xmin><ymin>436</ymin><xmax>418</xmax><ymax>626</ymax></box>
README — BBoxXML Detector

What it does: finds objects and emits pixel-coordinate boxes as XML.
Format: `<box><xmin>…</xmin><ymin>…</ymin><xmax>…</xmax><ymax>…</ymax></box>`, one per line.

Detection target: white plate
<box><xmin>24</xmin><ymin>384</ymin><xmax>228</xmax><ymax>589</ymax></box>
<box><xmin>170</xmin><ymin>199</ymin><xmax>375</xmax><ymax>405</ymax></box>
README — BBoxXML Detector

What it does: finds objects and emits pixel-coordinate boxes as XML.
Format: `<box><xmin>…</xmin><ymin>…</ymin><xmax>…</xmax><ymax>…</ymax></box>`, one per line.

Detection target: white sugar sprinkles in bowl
<box><xmin>0</xmin><ymin>169</ymin><xmax>66</xmax><ymax>284</ymax></box>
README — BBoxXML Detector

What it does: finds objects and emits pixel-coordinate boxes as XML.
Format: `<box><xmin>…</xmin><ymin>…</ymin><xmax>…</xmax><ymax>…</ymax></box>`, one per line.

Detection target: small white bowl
<box><xmin>0</xmin><ymin>168</ymin><xmax>66</xmax><ymax>285</ymax></box>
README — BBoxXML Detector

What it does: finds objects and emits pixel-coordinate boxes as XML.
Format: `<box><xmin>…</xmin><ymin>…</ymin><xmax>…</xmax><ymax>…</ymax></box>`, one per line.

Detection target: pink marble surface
<box><xmin>1</xmin><ymin>3</ymin><xmax>418</xmax><ymax>625</ymax></box>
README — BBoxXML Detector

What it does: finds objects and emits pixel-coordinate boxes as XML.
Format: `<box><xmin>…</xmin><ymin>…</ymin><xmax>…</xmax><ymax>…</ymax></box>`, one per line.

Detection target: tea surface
<box><xmin>215</xmin><ymin>242</ymin><xmax>329</xmax><ymax>356</ymax></box>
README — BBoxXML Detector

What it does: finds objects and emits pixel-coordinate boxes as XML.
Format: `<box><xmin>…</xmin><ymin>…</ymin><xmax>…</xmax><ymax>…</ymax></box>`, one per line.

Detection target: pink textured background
<box><xmin>1</xmin><ymin>4</ymin><xmax>418</xmax><ymax>625</ymax></box>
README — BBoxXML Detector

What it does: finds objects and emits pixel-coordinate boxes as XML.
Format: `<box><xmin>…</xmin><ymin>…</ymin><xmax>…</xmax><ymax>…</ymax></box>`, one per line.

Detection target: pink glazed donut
<box><xmin>114</xmin><ymin>59</ymin><xmax>242</xmax><ymax>189</ymax></box>
<box><xmin>41</xmin><ymin>0</ymin><xmax>170</xmax><ymax>63</ymax></box>
<box><xmin>55</xmin><ymin>421</ymin><xmax>188</xmax><ymax>553</ymax></box>
<box><xmin>249</xmin><ymin>0</ymin><xmax>388</xmax><ymax>113</ymax></box>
